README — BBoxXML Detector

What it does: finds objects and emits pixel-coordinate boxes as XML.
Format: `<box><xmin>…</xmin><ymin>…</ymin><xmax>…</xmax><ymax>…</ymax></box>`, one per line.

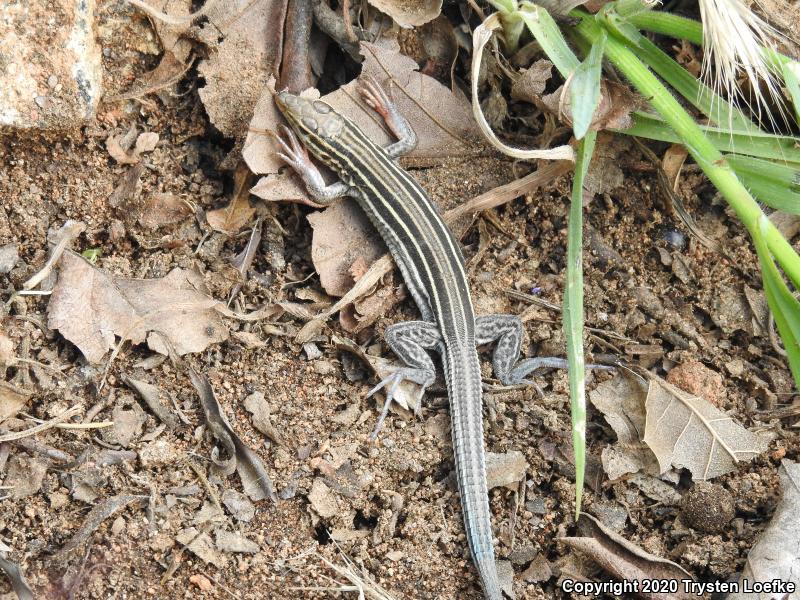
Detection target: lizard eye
<box><xmin>313</xmin><ymin>101</ymin><xmax>331</xmax><ymax>114</ymax></box>
<box><xmin>301</xmin><ymin>116</ymin><xmax>318</xmax><ymax>132</ymax></box>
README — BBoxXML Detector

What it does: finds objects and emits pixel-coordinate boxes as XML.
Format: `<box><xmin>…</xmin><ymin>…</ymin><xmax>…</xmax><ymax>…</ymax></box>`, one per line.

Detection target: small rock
<box><xmin>631</xmin><ymin>287</ymin><xmax>664</xmax><ymax>318</ymax></box>
<box><xmin>307</xmin><ymin>479</ymin><xmax>339</xmax><ymax>518</ymax></box>
<box><xmin>330</xmin><ymin>403</ymin><xmax>360</xmax><ymax>426</ymax></box>
<box><xmin>666</xmin><ymin>360</ymin><xmax>726</xmax><ymax>407</ymax></box>
<box><xmin>222</xmin><ymin>489</ymin><xmax>255</xmax><ymax>522</ymax></box>
<box><xmin>215</xmin><ymin>529</ymin><xmax>260</xmax><ymax>554</ymax></box>
<box><xmin>47</xmin><ymin>74</ymin><xmax>58</xmax><ymax>88</ymax></box>
<box><xmin>111</xmin><ymin>516</ymin><xmax>125</xmax><ymax>536</ymax></box>
<box><xmin>0</xmin><ymin>244</ymin><xmax>19</xmax><ymax>273</ymax></box>
<box><xmin>139</xmin><ymin>438</ymin><xmax>181</xmax><ymax>468</ymax></box>
<box><xmin>485</xmin><ymin>450</ymin><xmax>528</xmax><ymax>490</ymax></box>
<box><xmin>508</xmin><ymin>544</ymin><xmax>537</xmax><ymax>565</ymax></box>
<box><xmin>303</xmin><ymin>342</ymin><xmax>322</xmax><ymax>360</ymax></box>
<box><xmin>385</xmin><ymin>550</ymin><xmax>404</xmax><ymax>561</ymax></box>
<box><xmin>496</xmin><ymin>560</ymin><xmax>516</xmax><ymax>600</ymax></box>
<box><xmin>522</xmin><ymin>554</ymin><xmax>553</xmax><ymax>582</ymax></box>
<box><xmin>189</xmin><ymin>574</ymin><xmax>213</xmax><ymax>592</ymax></box>
<box><xmin>681</xmin><ymin>481</ymin><xmax>735</xmax><ymax>533</ymax></box>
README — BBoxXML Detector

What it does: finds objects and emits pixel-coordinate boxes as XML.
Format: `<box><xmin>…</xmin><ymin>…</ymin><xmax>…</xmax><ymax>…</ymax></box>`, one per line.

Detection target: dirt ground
<box><xmin>1</xmin><ymin>0</ymin><xmax>798</xmax><ymax>599</ymax></box>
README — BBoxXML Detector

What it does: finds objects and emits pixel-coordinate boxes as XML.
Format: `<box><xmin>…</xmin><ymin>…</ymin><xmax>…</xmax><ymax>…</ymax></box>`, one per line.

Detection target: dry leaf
<box><xmin>54</xmin><ymin>495</ymin><xmax>145</xmax><ymax>560</ymax></box>
<box><xmin>307</xmin><ymin>199</ymin><xmax>386</xmax><ymax>297</ymax></box>
<box><xmin>367</xmin><ymin>0</ymin><xmax>441</xmax><ymax>27</ymax></box>
<box><xmin>511</xmin><ymin>60</ymin><xmax>554</xmax><ymax>103</ymax></box>
<box><xmin>48</xmin><ymin>251</ymin><xmax>229</xmax><ymax>363</ymax></box>
<box><xmin>542</xmin><ymin>79</ymin><xmax>639</xmax><ymax>133</ymax></box>
<box><xmin>485</xmin><ymin>450</ymin><xmax>528</xmax><ymax>490</ymax></box>
<box><xmin>206</xmin><ymin>165</ymin><xmax>255</xmax><ymax>234</ymax></box>
<box><xmin>190</xmin><ymin>371</ymin><xmax>276</xmax><ymax>502</ymax></box>
<box><xmin>195</xmin><ymin>0</ymin><xmax>282</xmax><ymax>138</ymax></box>
<box><xmin>123</xmin><ymin>376</ymin><xmax>180</xmax><ymax>429</ymax></box>
<box><xmin>643</xmin><ymin>375</ymin><xmax>771</xmax><ymax>480</ymax></box>
<box><xmin>589</xmin><ymin>374</ymin><xmax>660</xmax><ymax>480</ymax></box>
<box><xmin>561</xmin><ymin>513</ymin><xmax>695</xmax><ymax>600</ymax></box>
<box><xmin>0</xmin><ymin>381</ymin><xmax>29</xmax><ymax>424</ymax></box>
<box><xmin>139</xmin><ymin>193</ymin><xmax>193</xmax><ymax>229</ymax></box>
<box><xmin>106</xmin><ymin>131</ymin><xmax>160</xmax><ymax>164</ymax></box>
<box><xmin>249</xmin><ymin>172</ymin><xmax>307</xmax><ymax>202</ymax></box>
<box><xmin>243</xmin><ymin>39</ymin><xmax>481</xmax><ymax>181</ymax></box>
<box><xmin>728</xmin><ymin>460</ymin><xmax>800</xmax><ymax>599</ymax></box>
<box><xmin>0</xmin><ymin>556</ymin><xmax>34</xmax><ymax>600</ymax></box>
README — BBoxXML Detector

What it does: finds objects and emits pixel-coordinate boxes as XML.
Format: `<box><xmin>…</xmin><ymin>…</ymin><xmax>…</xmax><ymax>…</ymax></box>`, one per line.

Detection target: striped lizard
<box><xmin>275</xmin><ymin>78</ymin><xmax>574</xmax><ymax>599</ymax></box>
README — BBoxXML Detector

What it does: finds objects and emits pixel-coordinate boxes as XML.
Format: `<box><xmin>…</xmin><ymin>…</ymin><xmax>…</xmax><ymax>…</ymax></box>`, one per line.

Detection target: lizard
<box><xmin>274</xmin><ymin>78</ymin><xmax>576</xmax><ymax>599</ymax></box>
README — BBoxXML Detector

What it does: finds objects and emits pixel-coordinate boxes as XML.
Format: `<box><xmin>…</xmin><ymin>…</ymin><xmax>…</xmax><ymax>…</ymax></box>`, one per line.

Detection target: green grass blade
<box><xmin>519</xmin><ymin>2</ymin><xmax>580</xmax><ymax>77</ymax></box>
<box><xmin>571</xmin><ymin>31</ymin><xmax>607</xmax><ymax>139</ymax></box>
<box><xmin>727</xmin><ymin>155</ymin><xmax>800</xmax><ymax>214</ymax></box>
<box><xmin>619</xmin><ymin>112</ymin><xmax>800</xmax><ymax>164</ymax></box>
<box><xmin>565</xmin><ymin>131</ymin><xmax>596</xmax><ymax>518</ymax></box>
<box><xmin>753</xmin><ymin>216</ymin><xmax>800</xmax><ymax>386</ymax></box>
<box><xmin>781</xmin><ymin>60</ymin><xmax>800</xmax><ymax>125</ymax></box>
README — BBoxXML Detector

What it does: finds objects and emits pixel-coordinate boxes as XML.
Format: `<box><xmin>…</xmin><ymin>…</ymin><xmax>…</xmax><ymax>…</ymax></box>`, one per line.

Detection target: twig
<box><xmin>22</xmin><ymin>220</ymin><xmax>85</xmax><ymax>291</ymax></box>
<box><xmin>0</xmin><ymin>405</ymin><xmax>82</xmax><ymax>442</ymax></box>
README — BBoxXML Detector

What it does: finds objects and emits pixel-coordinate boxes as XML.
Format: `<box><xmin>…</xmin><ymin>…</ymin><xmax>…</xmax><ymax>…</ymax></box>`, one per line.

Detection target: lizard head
<box><xmin>275</xmin><ymin>92</ymin><xmax>346</xmax><ymax>145</ymax></box>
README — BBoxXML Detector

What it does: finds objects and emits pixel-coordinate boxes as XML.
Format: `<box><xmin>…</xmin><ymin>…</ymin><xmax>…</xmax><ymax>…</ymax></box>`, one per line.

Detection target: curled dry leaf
<box><xmin>106</xmin><ymin>131</ymin><xmax>160</xmax><ymax>164</ymax></box>
<box><xmin>727</xmin><ymin>460</ymin><xmax>800</xmax><ymax>599</ymax></box>
<box><xmin>0</xmin><ymin>556</ymin><xmax>34</xmax><ymax>600</ymax></box>
<box><xmin>190</xmin><ymin>371</ymin><xmax>277</xmax><ymax>502</ymax></box>
<box><xmin>511</xmin><ymin>59</ymin><xmax>554</xmax><ymax>104</ymax></box>
<box><xmin>123</xmin><ymin>376</ymin><xmax>180</xmax><ymax>429</ymax></box>
<box><xmin>367</xmin><ymin>0</ymin><xmax>441</xmax><ymax>27</ymax></box>
<box><xmin>47</xmin><ymin>251</ymin><xmax>229</xmax><ymax>363</ymax></box>
<box><xmin>643</xmin><ymin>374</ymin><xmax>771</xmax><ymax>480</ymax></box>
<box><xmin>561</xmin><ymin>513</ymin><xmax>695</xmax><ymax>600</ymax></box>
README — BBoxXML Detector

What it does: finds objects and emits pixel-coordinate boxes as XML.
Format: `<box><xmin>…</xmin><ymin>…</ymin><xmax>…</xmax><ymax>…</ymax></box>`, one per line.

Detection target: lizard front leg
<box><xmin>275</xmin><ymin>125</ymin><xmax>352</xmax><ymax>205</ymax></box>
<box><xmin>367</xmin><ymin>320</ymin><xmax>441</xmax><ymax>440</ymax></box>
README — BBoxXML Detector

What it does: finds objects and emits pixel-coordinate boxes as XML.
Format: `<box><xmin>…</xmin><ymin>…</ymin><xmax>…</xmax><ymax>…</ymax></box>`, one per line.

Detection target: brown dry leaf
<box><xmin>542</xmin><ymin>79</ymin><xmax>638</xmax><ymax>133</ymax></box>
<box><xmin>727</xmin><ymin>459</ymin><xmax>800</xmax><ymax>599</ymax></box>
<box><xmin>511</xmin><ymin>59</ymin><xmax>553</xmax><ymax>103</ymax></box>
<box><xmin>661</xmin><ymin>144</ymin><xmax>689</xmax><ymax>191</ymax></box>
<box><xmin>643</xmin><ymin>374</ymin><xmax>771</xmax><ymax>480</ymax></box>
<box><xmin>47</xmin><ymin>251</ymin><xmax>229</xmax><ymax>363</ymax></box>
<box><xmin>190</xmin><ymin>371</ymin><xmax>277</xmax><ymax>502</ymax></box>
<box><xmin>195</xmin><ymin>0</ymin><xmax>284</xmax><ymax>138</ymax></box>
<box><xmin>243</xmin><ymin>40</ymin><xmax>481</xmax><ymax>181</ymax></box>
<box><xmin>561</xmin><ymin>513</ymin><xmax>695</xmax><ymax>600</ymax></box>
<box><xmin>249</xmin><ymin>172</ymin><xmax>307</xmax><ymax>202</ymax></box>
<box><xmin>0</xmin><ymin>381</ymin><xmax>29</xmax><ymax>423</ymax></box>
<box><xmin>206</xmin><ymin>165</ymin><xmax>255</xmax><ymax>234</ymax></box>
<box><xmin>367</xmin><ymin>0</ymin><xmax>441</xmax><ymax>27</ymax></box>
<box><xmin>123</xmin><ymin>376</ymin><xmax>180</xmax><ymax>429</ymax></box>
<box><xmin>139</xmin><ymin>193</ymin><xmax>193</xmax><ymax>229</ymax></box>
<box><xmin>307</xmin><ymin>199</ymin><xmax>386</xmax><ymax>297</ymax></box>
<box><xmin>588</xmin><ymin>374</ymin><xmax>660</xmax><ymax>480</ymax></box>
<box><xmin>340</xmin><ymin>275</ymin><xmax>404</xmax><ymax>334</ymax></box>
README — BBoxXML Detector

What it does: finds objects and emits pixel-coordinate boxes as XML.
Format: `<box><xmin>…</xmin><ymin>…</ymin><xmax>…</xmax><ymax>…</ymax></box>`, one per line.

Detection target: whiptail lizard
<box><xmin>275</xmin><ymin>78</ymin><xmax>574</xmax><ymax>599</ymax></box>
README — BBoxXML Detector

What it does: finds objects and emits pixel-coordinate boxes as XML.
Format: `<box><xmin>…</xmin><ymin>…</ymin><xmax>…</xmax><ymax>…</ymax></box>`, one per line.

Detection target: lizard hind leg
<box><xmin>367</xmin><ymin>320</ymin><xmax>441</xmax><ymax>440</ymax></box>
<box><xmin>475</xmin><ymin>314</ymin><xmax>613</xmax><ymax>388</ymax></box>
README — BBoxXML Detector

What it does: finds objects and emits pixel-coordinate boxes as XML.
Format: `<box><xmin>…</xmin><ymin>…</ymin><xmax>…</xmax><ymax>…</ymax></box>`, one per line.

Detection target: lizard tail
<box><xmin>444</xmin><ymin>346</ymin><xmax>503</xmax><ymax>600</ymax></box>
